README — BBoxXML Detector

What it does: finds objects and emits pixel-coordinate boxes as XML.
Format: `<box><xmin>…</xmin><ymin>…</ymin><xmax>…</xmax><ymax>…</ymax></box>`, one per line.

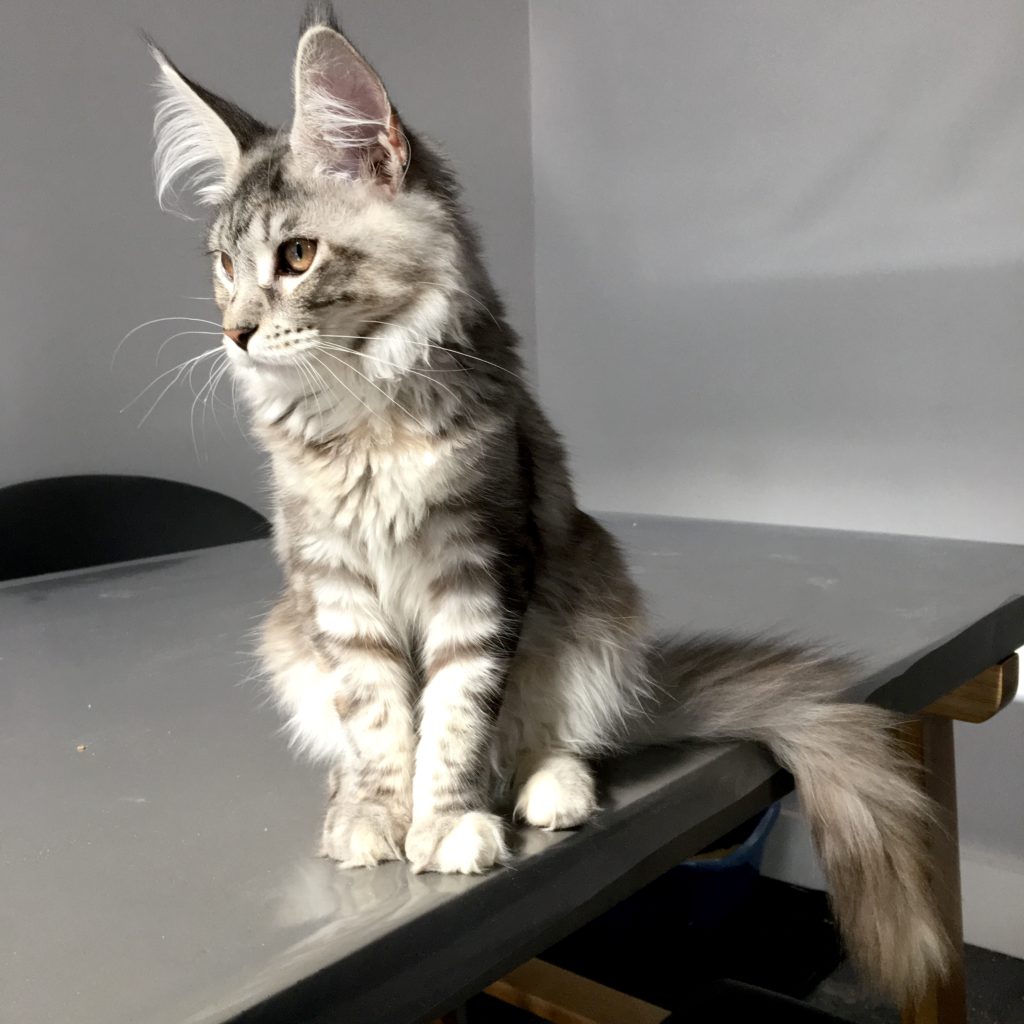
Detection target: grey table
<box><xmin>3</xmin><ymin>514</ymin><xmax>1024</xmax><ymax>1024</ymax></box>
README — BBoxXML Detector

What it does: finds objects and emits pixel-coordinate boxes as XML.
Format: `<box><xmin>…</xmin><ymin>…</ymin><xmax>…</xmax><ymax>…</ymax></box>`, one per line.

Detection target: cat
<box><xmin>148</xmin><ymin>2</ymin><xmax>949</xmax><ymax>1003</ymax></box>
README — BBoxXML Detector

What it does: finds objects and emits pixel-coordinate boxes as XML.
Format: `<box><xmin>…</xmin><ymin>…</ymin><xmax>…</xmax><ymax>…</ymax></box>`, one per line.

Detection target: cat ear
<box><xmin>148</xmin><ymin>41</ymin><xmax>266</xmax><ymax>215</ymax></box>
<box><xmin>289</xmin><ymin>24</ymin><xmax>408</xmax><ymax>193</ymax></box>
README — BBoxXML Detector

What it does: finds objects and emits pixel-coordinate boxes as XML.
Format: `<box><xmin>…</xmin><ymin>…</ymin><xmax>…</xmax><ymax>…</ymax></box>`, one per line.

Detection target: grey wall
<box><xmin>1</xmin><ymin>0</ymin><xmax>533</xmax><ymax>512</ymax></box>
<box><xmin>530</xmin><ymin>0</ymin><xmax>1024</xmax><ymax>544</ymax></box>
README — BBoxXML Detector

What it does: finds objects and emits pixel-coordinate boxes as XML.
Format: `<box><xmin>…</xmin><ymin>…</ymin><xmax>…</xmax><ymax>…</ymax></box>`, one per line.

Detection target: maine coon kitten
<box><xmin>148</xmin><ymin>4</ymin><xmax>949</xmax><ymax>1003</ymax></box>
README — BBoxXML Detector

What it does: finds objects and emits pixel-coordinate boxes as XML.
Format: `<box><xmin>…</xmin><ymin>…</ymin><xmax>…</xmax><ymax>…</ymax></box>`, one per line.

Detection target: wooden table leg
<box><xmin>900</xmin><ymin>653</ymin><xmax>1017</xmax><ymax>1023</ymax></box>
<box><xmin>899</xmin><ymin>715</ymin><xmax>967</xmax><ymax>1024</ymax></box>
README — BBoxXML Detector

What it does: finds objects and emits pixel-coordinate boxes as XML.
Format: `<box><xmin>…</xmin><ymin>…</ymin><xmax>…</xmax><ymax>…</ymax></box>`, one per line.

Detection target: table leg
<box><xmin>900</xmin><ymin>653</ymin><xmax>1017</xmax><ymax>1022</ymax></box>
<box><xmin>899</xmin><ymin>715</ymin><xmax>966</xmax><ymax>1024</ymax></box>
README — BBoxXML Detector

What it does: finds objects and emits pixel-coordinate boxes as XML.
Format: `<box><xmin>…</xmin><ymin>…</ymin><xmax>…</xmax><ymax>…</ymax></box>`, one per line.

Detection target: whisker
<box><xmin>124</xmin><ymin>347</ymin><xmax>221</xmax><ymax>417</ymax></box>
<box><xmin>229</xmin><ymin>366</ymin><xmax>245</xmax><ymax>437</ymax></box>
<box><xmin>212</xmin><ymin>359</ymin><xmax>236</xmax><ymax>428</ymax></box>
<box><xmin>189</xmin><ymin>359</ymin><xmax>212</xmax><ymax>459</ymax></box>
<box><xmin>303</xmin><ymin>356</ymin><xmax>346</xmax><ymax>431</ymax></box>
<box><xmin>138</xmin><ymin>351</ymin><xmax>220</xmax><ymax>428</ymax></box>
<box><xmin>422</xmin><ymin>341</ymin><xmax>527</xmax><ymax>384</ymax></box>
<box><xmin>319</xmin><ymin>333</ymin><xmax>470</xmax><ymax>374</ymax></box>
<box><xmin>210</xmin><ymin>366</ymin><xmax>236</xmax><ymax>412</ymax></box>
<box><xmin>316</xmin><ymin>337</ymin><xmax>461</xmax><ymax>400</ymax></box>
<box><xmin>307</xmin><ymin>352</ymin><xmax>385</xmax><ymax>427</ymax></box>
<box><xmin>190</xmin><ymin>353</ymin><xmax>227</xmax><ymax>461</ymax></box>
<box><xmin>186</xmin><ymin>345</ymin><xmax>214</xmax><ymax>397</ymax></box>
<box><xmin>360</xmin><ymin>320</ymin><xmax>527</xmax><ymax>384</ymax></box>
<box><xmin>295</xmin><ymin>355</ymin><xmax>327</xmax><ymax>429</ymax></box>
<box><xmin>156</xmin><ymin>329</ymin><xmax>223</xmax><ymax>362</ymax></box>
<box><xmin>200</xmin><ymin>361</ymin><xmax>221</xmax><ymax>442</ymax></box>
<box><xmin>317</xmin><ymin>349</ymin><xmax>432</xmax><ymax>433</ymax></box>
<box><xmin>438</xmin><ymin>280</ymin><xmax>503</xmax><ymax>328</ymax></box>
<box><xmin>112</xmin><ymin>315</ymin><xmax>221</xmax><ymax>366</ymax></box>
<box><xmin>293</xmin><ymin>358</ymin><xmax>317</xmax><ymax>422</ymax></box>
<box><xmin>204</xmin><ymin>358</ymin><xmax>233</xmax><ymax>440</ymax></box>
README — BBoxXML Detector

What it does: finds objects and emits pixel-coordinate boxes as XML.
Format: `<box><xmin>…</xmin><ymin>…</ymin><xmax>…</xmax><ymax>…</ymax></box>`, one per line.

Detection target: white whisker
<box><xmin>317</xmin><ymin>349</ymin><xmax>432</xmax><ymax>433</ymax></box>
<box><xmin>204</xmin><ymin>357</ymin><xmax>233</xmax><ymax>441</ymax></box>
<box><xmin>316</xmin><ymin>337</ymin><xmax>461</xmax><ymax>401</ymax></box>
<box><xmin>362</xmin><ymin>320</ymin><xmax>527</xmax><ymax>384</ymax></box>
<box><xmin>437</xmin><ymin>280</ymin><xmax>503</xmax><ymax>328</ymax></box>
<box><xmin>295</xmin><ymin>355</ymin><xmax>327</xmax><ymax>429</ymax></box>
<box><xmin>229</xmin><ymin>365</ymin><xmax>245</xmax><ymax>436</ymax></box>
<box><xmin>112</xmin><ymin>315</ymin><xmax>221</xmax><ymax>366</ymax></box>
<box><xmin>190</xmin><ymin>352</ymin><xmax>227</xmax><ymax>460</ymax></box>
<box><xmin>124</xmin><ymin>347</ymin><xmax>221</xmax><ymax>418</ymax></box>
<box><xmin>307</xmin><ymin>352</ymin><xmax>385</xmax><ymax>428</ymax></box>
<box><xmin>157</xmin><ymin>329</ymin><xmax>223</xmax><ymax>362</ymax></box>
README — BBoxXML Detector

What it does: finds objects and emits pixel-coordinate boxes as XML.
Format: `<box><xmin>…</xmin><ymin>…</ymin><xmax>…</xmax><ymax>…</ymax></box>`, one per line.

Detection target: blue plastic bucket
<box><xmin>676</xmin><ymin>801</ymin><xmax>782</xmax><ymax>927</ymax></box>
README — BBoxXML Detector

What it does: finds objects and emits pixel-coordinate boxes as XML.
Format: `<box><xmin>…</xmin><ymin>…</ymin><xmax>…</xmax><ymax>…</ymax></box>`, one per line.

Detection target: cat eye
<box><xmin>278</xmin><ymin>238</ymin><xmax>318</xmax><ymax>275</ymax></box>
<box><xmin>219</xmin><ymin>252</ymin><xmax>234</xmax><ymax>281</ymax></box>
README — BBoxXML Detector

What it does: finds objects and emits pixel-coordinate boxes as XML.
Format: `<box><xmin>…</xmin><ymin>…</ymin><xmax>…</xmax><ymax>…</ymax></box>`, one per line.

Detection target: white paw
<box><xmin>320</xmin><ymin>802</ymin><xmax>409</xmax><ymax>868</ymax></box>
<box><xmin>515</xmin><ymin>754</ymin><xmax>598</xmax><ymax>830</ymax></box>
<box><xmin>405</xmin><ymin>811</ymin><xmax>508</xmax><ymax>874</ymax></box>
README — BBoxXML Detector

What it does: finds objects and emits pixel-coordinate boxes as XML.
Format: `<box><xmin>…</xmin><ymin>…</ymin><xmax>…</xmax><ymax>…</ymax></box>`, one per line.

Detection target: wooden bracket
<box><xmin>485</xmin><ymin>958</ymin><xmax>671</xmax><ymax>1024</ymax></box>
<box><xmin>923</xmin><ymin>654</ymin><xmax>1018</xmax><ymax>723</ymax></box>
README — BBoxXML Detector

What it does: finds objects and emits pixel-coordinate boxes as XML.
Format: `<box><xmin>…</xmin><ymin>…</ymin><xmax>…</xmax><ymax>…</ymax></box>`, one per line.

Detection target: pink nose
<box><xmin>224</xmin><ymin>326</ymin><xmax>256</xmax><ymax>350</ymax></box>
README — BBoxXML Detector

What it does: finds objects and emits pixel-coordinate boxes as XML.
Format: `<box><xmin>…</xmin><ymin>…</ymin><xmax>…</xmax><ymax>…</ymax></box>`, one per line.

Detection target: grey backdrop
<box><xmin>1</xmin><ymin>0</ymin><xmax>533</xmax><ymax>512</ymax></box>
<box><xmin>531</xmin><ymin>0</ymin><xmax>1024</xmax><ymax>544</ymax></box>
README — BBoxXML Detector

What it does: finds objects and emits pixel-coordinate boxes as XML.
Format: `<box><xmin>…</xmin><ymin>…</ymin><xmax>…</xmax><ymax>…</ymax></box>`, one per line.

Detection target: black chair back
<box><xmin>0</xmin><ymin>474</ymin><xmax>270</xmax><ymax>581</ymax></box>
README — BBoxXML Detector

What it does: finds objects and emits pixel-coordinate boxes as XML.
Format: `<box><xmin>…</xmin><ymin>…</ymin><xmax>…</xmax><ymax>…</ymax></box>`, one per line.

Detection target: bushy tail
<box><xmin>631</xmin><ymin>636</ymin><xmax>951</xmax><ymax>1004</ymax></box>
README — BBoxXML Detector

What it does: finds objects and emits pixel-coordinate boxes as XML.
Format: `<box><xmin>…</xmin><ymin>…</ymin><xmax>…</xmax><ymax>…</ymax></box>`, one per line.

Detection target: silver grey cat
<box><xmin>148</xmin><ymin>3</ymin><xmax>948</xmax><ymax>1003</ymax></box>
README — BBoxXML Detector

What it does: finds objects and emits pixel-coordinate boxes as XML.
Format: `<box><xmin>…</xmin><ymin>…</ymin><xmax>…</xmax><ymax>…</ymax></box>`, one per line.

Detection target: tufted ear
<box><xmin>148</xmin><ymin>41</ymin><xmax>266</xmax><ymax>215</ymax></box>
<box><xmin>289</xmin><ymin>21</ymin><xmax>408</xmax><ymax>193</ymax></box>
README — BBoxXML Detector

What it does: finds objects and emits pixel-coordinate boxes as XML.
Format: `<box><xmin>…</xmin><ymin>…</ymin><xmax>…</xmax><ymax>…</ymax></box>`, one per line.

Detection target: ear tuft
<box><xmin>148</xmin><ymin>41</ymin><xmax>266</xmax><ymax>216</ymax></box>
<box><xmin>290</xmin><ymin>25</ymin><xmax>408</xmax><ymax>193</ymax></box>
<box><xmin>300</xmin><ymin>1</ymin><xmax>341</xmax><ymax>36</ymax></box>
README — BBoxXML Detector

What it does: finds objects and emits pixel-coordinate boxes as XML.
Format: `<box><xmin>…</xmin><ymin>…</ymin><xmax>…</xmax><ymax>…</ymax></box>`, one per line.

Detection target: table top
<box><xmin>4</xmin><ymin>513</ymin><xmax>1024</xmax><ymax>1024</ymax></box>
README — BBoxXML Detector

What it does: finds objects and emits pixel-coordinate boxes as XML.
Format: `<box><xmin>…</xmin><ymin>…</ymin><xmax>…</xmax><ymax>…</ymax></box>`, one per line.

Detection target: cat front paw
<box><xmin>514</xmin><ymin>753</ymin><xmax>598</xmax><ymax>831</ymax></box>
<box><xmin>405</xmin><ymin>811</ymin><xmax>508</xmax><ymax>874</ymax></box>
<box><xmin>319</xmin><ymin>801</ymin><xmax>410</xmax><ymax>868</ymax></box>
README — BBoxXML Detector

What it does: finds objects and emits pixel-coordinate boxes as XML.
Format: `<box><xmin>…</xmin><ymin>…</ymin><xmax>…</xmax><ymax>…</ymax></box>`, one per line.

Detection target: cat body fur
<box><xmin>149</xmin><ymin>4</ymin><xmax>949</xmax><ymax>1003</ymax></box>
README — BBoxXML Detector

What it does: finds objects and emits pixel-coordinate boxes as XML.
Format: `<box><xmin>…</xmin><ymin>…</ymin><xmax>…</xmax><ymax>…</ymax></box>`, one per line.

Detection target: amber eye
<box><xmin>278</xmin><ymin>238</ymin><xmax>317</xmax><ymax>275</ymax></box>
<box><xmin>219</xmin><ymin>252</ymin><xmax>234</xmax><ymax>281</ymax></box>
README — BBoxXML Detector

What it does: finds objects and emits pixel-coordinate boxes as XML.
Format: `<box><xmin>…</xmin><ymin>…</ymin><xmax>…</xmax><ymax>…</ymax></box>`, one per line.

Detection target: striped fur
<box><xmin>149</xmin><ymin>5</ymin><xmax>950</xmax><ymax>1002</ymax></box>
<box><xmin>632</xmin><ymin>640</ymin><xmax>951</xmax><ymax>1002</ymax></box>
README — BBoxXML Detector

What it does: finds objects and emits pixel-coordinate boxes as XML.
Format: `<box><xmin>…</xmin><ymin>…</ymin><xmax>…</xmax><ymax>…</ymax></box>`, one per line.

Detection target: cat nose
<box><xmin>224</xmin><ymin>325</ymin><xmax>257</xmax><ymax>350</ymax></box>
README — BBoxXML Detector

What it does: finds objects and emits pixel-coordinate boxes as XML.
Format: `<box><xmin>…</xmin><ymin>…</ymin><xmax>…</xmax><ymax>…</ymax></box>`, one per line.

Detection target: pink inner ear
<box><xmin>329</xmin><ymin>63</ymin><xmax>386</xmax><ymax>123</ymax></box>
<box><xmin>310</xmin><ymin>68</ymin><xmax>384</xmax><ymax>145</ymax></box>
<box><xmin>293</xmin><ymin>29</ymin><xmax>401</xmax><ymax>183</ymax></box>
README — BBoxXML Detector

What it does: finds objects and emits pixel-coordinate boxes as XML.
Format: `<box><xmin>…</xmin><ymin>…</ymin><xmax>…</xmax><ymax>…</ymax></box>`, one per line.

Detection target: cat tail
<box><xmin>629</xmin><ymin>635</ymin><xmax>952</xmax><ymax>1005</ymax></box>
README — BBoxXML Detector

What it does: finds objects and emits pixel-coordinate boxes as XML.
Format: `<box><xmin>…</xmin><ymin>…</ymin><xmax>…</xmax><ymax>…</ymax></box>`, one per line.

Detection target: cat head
<box><xmin>149</xmin><ymin>3</ymin><xmax>502</xmax><ymax>436</ymax></box>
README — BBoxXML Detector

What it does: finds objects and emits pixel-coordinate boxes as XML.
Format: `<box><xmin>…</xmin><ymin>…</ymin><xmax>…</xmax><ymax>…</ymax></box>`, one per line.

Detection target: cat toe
<box><xmin>405</xmin><ymin>811</ymin><xmax>508</xmax><ymax>874</ymax></box>
<box><xmin>514</xmin><ymin>754</ymin><xmax>598</xmax><ymax>830</ymax></box>
<box><xmin>320</xmin><ymin>802</ymin><xmax>409</xmax><ymax>868</ymax></box>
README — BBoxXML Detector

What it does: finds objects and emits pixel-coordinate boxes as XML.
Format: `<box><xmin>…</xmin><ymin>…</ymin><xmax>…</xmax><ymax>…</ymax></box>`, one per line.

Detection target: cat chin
<box><xmin>231</xmin><ymin>359</ymin><xmax>302</xmax><ymax>410</ymax></box>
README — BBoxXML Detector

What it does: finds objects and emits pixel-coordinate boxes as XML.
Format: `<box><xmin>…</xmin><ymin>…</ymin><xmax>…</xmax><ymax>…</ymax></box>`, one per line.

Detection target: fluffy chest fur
<box><xmin>262</xmin><ymin>410</ymin><xmax>499</xmax><ymax>650</ymax></box>
<box><xmin>268</xmin><ymin>419</ymin><xmax>466</xmax><ymax>551</ymax></box>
